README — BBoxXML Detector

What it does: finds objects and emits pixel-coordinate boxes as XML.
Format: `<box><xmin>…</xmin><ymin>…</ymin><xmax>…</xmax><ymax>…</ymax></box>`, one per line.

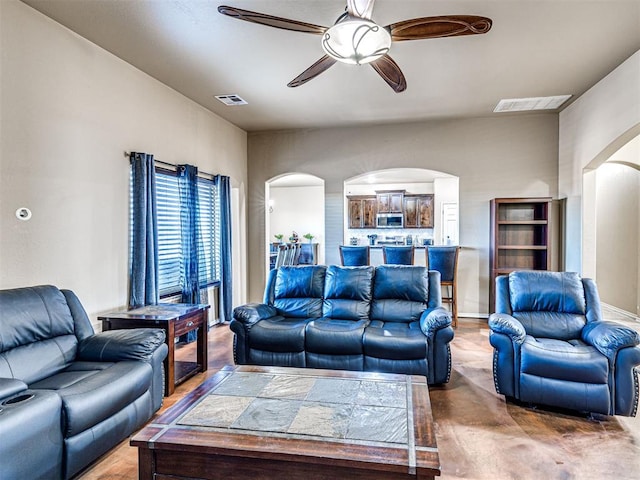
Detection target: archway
<box><xmin>583</xmin><ymin>134</ymin><xmax>639</xmax><ymax>317</ymax></box>
<box><xmin>343</xmin><ymin>168</ymin><xmax>459</xmax><ymax>266</ymax></box>
<box><xmin>265</xmin><ymin>173</ymin><xmax>325</xmax><ymax>275</ymax></box>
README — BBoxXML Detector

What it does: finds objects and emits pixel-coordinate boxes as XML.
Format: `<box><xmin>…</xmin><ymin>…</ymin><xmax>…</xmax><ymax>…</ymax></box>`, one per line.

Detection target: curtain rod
<box><xmin>124</xmin><ymin>151</ymin><xmax>216</xmax><ymax>179</ymax></box>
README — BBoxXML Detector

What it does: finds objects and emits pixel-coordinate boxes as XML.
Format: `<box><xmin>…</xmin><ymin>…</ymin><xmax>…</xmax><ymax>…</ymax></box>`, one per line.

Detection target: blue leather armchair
<box><xmin>232</xmin><ymin>265</ymin><xmax>454</xmax><ymax>384</ymax></box>
<box><xmin>489</xmin><ymin>271</ymin><xmax>640</xmax><ymax>416</ymax></box>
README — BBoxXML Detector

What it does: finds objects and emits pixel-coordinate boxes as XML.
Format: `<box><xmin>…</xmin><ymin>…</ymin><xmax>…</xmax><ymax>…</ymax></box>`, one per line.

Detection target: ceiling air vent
<box><xmin>215</xmin><ymin>94</ymin><xmax>248</xmax><ymax>106</ymax></box>
<box><xmin>494</xmin><ymin>95</ymin><xmax>572</xmax><ymax>113</ymax></box>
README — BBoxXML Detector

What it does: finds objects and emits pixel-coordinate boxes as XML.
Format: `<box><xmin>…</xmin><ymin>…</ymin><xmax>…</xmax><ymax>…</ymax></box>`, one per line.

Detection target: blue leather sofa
<box><xmin>489</xmin><ymin>271</ymin><xmax>640</xmax><ymax>416</ymax></box>
<box><xmin>0</xmin><ymin>285</ymin><xmax>168</xmax><ymax>479</ymax></box>
<box><xmin>231</xmin><ymin>265</ymin><xmax>454</xmax><ymax>384</ymax></box>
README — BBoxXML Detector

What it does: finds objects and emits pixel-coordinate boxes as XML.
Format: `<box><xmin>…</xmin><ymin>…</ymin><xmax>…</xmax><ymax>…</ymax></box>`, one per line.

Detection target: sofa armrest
<box><xmin>233</xmin><ymin>303</ymin><xmax>278</xmax><ymax>326</ymax></box>
<box><xmin>77</xmin><ymin>328</ymin><xmax>166</xmax><ymax>362</ymax></box>
<box><xmin>419</xmin><ymin>307</ymin><xmax>452</xmax><ymax>336</ymax></box>
<box><xmin>0</xmin><ymin>378</ymin><xmax>28</xmax><ymax>401</ymax></box>
<box><xmin>582</xmin><ymin>321</ymin><xmax>640</xmax><ymax>362</ymax></box>
<box><xmin>488</xmin><ymin>313</ymin><xmax>526</xmax><ymax>345</ymax></box>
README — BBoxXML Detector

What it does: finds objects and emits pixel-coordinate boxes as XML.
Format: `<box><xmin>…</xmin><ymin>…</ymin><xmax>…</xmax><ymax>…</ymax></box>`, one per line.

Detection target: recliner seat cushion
<box><xmin>520</xmin><ymin>337</ymin><xmax>609</xmax><ymax>384</ymax></box>
<box><xmin>30</xmin><ymin>360</ymin><xmax>152</xmax><ymax>436</ymax></box>
<box><xmin>322</xmin><ymin>266</ymin><xmax>373</xmax><ymax>321</ymax></box>
<box><xmin>363</xmin><ymin>321</ymin><xmax>427</xmax><ymax>359</ymax></box>
<box><xmin>305</xmin><ymin>319</ymin><xmax>368</xmax><ymax>354</ymax></box>
<box><xmin>249</xmin><ymin>317</ymin><xmax>310</xmax><ymax>352</ymax></box>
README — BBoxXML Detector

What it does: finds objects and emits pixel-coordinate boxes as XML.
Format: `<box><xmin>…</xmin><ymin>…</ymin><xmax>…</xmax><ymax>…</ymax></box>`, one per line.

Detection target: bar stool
<box><xmin>339</xmin><ymin>246</ymin><xmax>370</xmax><ymax>266</ymax></box>
<box><xmin>382</xmin><ymin>246</ymin><xmax>415</xmax><ymax>265</ymax></box>
<box><xmin>275</xmin><ymin>244</ymin><xmax>288</xmax><ymax>268</ymax></box>
<box><xmin>427</xmin><ymin>246</ymin><xmax>460</xmax><ymax>327</ymax></box>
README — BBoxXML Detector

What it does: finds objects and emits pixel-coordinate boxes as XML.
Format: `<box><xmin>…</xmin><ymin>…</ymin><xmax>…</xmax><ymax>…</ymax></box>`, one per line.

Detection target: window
<box><xmin>131</xmin><ymin>167</ymin><xmax>221</xmax><ymax>297</ymax></box>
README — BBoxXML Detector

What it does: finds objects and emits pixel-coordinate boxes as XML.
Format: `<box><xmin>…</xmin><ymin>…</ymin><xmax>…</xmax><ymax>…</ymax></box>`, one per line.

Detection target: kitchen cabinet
<box><xmin>377</xmin><ymin>191</ymin><xmax>404</xmax><ymax>213</ymax></box>
<box><xmin>404</xmin><ymin>195</ymin><xmax>434</xmax><ymax>228</ymax></box>
<box><xmin>489</xmin><ymin>197</ymin><xmax>551</xmax><ymax>312</ymax></box>
<box><xmin>348</xmin><ymin>196</ymin><xmax>377</xmax><ymax>229</ymax></box>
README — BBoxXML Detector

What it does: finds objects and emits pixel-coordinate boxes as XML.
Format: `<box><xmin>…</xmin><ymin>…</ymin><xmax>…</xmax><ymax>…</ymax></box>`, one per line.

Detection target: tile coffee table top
<box><xmin>178</xmin><ymin>371</ymin><xmax>410</xmax><ymax>445</ymax></box>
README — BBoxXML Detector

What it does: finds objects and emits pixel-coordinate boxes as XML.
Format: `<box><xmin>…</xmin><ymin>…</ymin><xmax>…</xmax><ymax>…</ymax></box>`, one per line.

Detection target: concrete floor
<box><xmin>79</xmin><ymin>313</ymin><xmax>640</xmax><ymax>480</ymax></box>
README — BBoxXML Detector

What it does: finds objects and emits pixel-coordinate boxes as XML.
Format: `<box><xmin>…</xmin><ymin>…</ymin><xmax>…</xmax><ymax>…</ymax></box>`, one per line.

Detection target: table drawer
<box><xmin>174</xmin><ymin>312</ymin><xmax>203</xmax><ymax>337</ymax></box>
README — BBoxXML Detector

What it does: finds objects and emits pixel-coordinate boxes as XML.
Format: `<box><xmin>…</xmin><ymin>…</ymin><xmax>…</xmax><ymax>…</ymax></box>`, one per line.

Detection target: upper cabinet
<box><xmin>376</xmin><ymin>191</ymin><xmax>404</xmax><ymax>213</ymax></box>
<box><xmin>348</xmin><ymin>196</ymin><xmax>377</xmax><ymax>229</ymax></box>
<box><xmin>347</xmin><ymin>191</ymin><xmax>434</xmax><ymax>230</ymax></box>
<box><xmin>404</xmin><ymin>194</ymin><xmax>434</xmax><ymax>228</ymax></box>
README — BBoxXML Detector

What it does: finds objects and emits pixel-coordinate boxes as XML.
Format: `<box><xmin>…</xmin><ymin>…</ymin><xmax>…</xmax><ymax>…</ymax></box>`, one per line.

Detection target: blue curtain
<box><xmin>178</xmin><ymin>165</ymin><xmax>204</xmax><ymax>343</ymax></box>
<box><xmin>216</xmin><ymin>175</ymin><xmax>233</xmax><ymax>323</ymax></box>
<box><xmin>129</xmin><ymin>152</ymin><xmax>159</xmax><ymax>308</ymax></box>
<box><xmin>178</xmin><ymin>165</ymin><xmax>201</xmax><ymax>304</ymax></box>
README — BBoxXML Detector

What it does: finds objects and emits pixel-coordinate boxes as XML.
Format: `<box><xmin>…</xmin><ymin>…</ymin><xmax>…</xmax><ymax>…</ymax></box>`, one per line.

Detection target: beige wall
<box><xmin>595</xmin><ymin>162</ymin><xmax>639</xmax><ymax>315</ymax></box>
<box><xmin>248</xmin><ymin>115</ymin><xmax>559</xmax><ymax>316</ymax></box>
<box><xmin>559</xmin><ymin>50</ymin><xmax>640</xmax><ymax>274</ymax></box>
<box><xmin>0</xmin><ymin>1</ymin><xmax>248</xmax><ymax>322</ymax></box>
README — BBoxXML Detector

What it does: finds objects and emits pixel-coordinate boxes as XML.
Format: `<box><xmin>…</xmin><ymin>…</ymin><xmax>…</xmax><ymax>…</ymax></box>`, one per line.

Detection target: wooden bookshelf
<box><xmin>489</xmin><ymin>197</ymin><xmax>552</xmax><ymax>312</ymax></box>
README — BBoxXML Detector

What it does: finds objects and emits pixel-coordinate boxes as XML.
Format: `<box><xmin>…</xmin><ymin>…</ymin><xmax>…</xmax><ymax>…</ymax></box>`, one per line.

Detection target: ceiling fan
<box><xmin>218</xmin><ymin>0</ymin><xmax>492</xmax><ymax>93</ymax></box>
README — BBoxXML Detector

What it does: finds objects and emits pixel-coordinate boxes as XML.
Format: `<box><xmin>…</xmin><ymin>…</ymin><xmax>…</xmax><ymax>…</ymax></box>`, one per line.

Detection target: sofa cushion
<box><xmin>0</xmin><ymin>285</ymin><xmax>77</xmax><ymax>351</ymax></box>
<box><xmin>305</xmin><ymin>319</ymin><xmax>368</xmax><ymax>354</ymax></box>
<box><xmin>30</xmin><ymin>360</ymin><xmax>152</xmax><ymax>437</ymax></box>
<box><xmin>371</xmin><ymin>266</ymin><xmax>429</xmax><ymax>323</ymax></box>
<box><xmin>509</xmin><ymin>272</ymin><xmax>589</xmax><ymax>340</ymax></box>
<box><xmin>249</xmin><ymin>317</ymin><xmax>311</xmax><ymax>353</ymax></box>
<box><xmin>0</xmin><ymin>335</ymin><xmax>78</xmax><ymax>384</ymax></box>
<box><xmin>509</xmin><ymin>271</ymin><xmax>586</xmax><ymax>314</ymax></box>
<box><xmin>273</xmin><ymin>266</ymin><xmax>325</xmax><ymax>318</ymax></box>
<box><xmin>363</xmin><ymin>321</ymin><xmax>427</xmax><ymax>360</ymax></box>
<box><xmin>0</xmin><ymin>285</ymin><xmax>79</xmax><ymax>383</ymax></box>
<box><xmin>323</xmin><ymin>265</ymin><xmax>374</xmax><ymax>321</ymax></box>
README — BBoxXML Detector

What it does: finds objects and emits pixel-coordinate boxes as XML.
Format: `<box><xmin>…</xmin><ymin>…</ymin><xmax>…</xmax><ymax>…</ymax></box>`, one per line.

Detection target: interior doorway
<box><xmin>343</xmin><ymin>168</ymin><xmax>459</xmax><ymax>266</ymax></box>
<box><xmin>265</xmin><ymin>173</ymin><xmax>325</xmax><ymax>275</ymax></box>
<box><xmin>583</xmin><ymin>134</ymin><xmax>639</xmax><ymax>317</ymax></box>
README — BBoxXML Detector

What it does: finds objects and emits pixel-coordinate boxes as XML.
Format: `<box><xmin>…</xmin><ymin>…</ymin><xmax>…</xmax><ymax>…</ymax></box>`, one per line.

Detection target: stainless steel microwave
<box><xmin>376</xmin><ymin>213</ymin><xmax>403</xmax><ymax>228</ymax></box>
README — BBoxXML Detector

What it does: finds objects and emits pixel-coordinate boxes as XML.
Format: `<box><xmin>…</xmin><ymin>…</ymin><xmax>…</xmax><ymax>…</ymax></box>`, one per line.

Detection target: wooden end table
<box><xmin>99</xmin><ymin>303</ymin><xmax>210</xmax><ymax>396</ymax></box>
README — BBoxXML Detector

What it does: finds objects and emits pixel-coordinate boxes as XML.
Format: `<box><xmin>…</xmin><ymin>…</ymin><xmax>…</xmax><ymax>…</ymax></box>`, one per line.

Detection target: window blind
<box><xmin>130</xmin><ymin>168</ymin><xmax>221</xmax><ymax>298</ymax></box>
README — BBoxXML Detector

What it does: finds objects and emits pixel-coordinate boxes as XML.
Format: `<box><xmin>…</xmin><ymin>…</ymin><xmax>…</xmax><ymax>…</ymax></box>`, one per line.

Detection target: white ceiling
<box><xmin>21</xmin><ymin>0</ymin><xmax>640</xmax><ymax>132</ymax></box>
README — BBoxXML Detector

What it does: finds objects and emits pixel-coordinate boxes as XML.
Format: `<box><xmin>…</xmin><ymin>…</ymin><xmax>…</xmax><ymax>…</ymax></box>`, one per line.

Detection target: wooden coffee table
<box><xmin>131</xmin><ymin>365</ymin><xmax>440</xmax><ymax>479</ymax></box>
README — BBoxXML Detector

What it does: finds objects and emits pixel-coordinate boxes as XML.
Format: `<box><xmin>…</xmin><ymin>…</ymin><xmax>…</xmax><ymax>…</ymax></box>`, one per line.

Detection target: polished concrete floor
<box><xmin>79</xmin><ymin>314</ymin><xmax>640</xmax><ymax>480</ymax></box>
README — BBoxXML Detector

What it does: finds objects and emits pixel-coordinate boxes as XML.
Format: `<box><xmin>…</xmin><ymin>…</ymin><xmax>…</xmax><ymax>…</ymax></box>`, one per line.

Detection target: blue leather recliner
<box><xmin>231</xmin><ymin>265</ymin><xmax>454</xmax><ymax>384</ymax></box>
<box><xmin>489</xmin><ymin>271</ymin><xmax>640</xmax><ymax>416</ymax></box>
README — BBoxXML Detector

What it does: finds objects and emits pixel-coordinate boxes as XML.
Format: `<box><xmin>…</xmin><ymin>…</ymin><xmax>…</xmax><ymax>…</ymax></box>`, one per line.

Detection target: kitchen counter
<box><xmin>369</xmin><ymin>245</ymin><xmax>427</xmax><ymax>248</ymax></box>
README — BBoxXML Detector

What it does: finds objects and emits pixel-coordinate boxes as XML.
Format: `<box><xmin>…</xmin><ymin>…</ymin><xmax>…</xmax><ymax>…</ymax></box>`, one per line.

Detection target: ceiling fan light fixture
<box><xmin>321</xmin><ymin>19</ymin><xmax>391</xmax><ymax>65</ymax></box>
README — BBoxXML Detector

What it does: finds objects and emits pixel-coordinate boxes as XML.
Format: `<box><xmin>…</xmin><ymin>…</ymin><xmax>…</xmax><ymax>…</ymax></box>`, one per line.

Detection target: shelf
<box><xmin>489</xmin><ymin>197</ymin><xmax>552</xmax><ymax>313</ymax></box>
<box><xmin>497</xmin><ymin>220</ymin><xmax>548</xmax><ymax>225</ymax></box>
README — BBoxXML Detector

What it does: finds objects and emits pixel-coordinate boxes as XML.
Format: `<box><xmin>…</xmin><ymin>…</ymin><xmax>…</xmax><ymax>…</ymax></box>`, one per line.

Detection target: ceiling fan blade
<box><xmin>370</xmin><ymin>54</ymin><xmax>407</xmax><ymax>93</ymax></box>
<box><xmin>388</xmin><ymin>15</ymin><xmax>492</xmax><ymax>41</ymax></box>
<box><xmin>347</xmin><ymin>0</ymin><xmax>376</xmax><ymax>20</ymax></box>
<box><xmin>287</xmin><ymin>55</ymin><xmax>338</xmax><ymax>88</ymax></box>
<box><xmin>218</xmin><ymin>5</ymin><xmax>327</xmax><ymax>35</ymax></box>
